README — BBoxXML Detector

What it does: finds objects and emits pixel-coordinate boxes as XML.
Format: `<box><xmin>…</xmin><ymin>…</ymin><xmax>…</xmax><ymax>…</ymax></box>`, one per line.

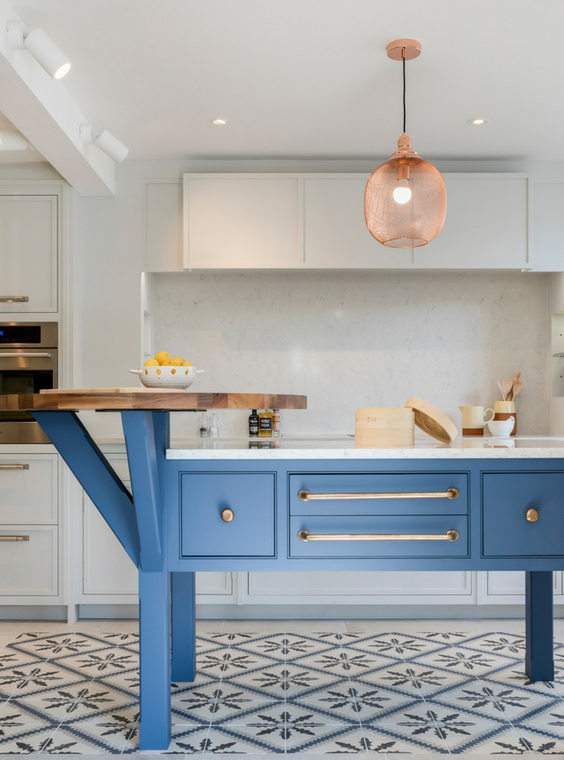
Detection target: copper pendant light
<box><xmin>364</xmin><ymin>39</ymin><xmax>446</xmax><ymax>248</ymax></box>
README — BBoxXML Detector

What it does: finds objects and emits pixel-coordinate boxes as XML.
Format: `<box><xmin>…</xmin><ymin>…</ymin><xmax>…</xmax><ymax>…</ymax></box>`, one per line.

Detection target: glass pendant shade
<box><xmin>365</xmin><ymin>133</ymin><xmax>447</xmax><ymax>248</ymax></box>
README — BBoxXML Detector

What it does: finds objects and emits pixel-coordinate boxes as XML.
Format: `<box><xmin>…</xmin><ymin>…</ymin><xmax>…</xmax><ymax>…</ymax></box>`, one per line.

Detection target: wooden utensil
<box><xmin>507</xmin><ymin>371</ymin><xmax>521</xmax><ymax>401</ymax></box>
<box><xmin>512</xmin><ymin>381</ymin><xmax>523</xmax><ymax>399</ymax></box>
<box><xmin>501</xmin><ymin>378</ymin><xmax>513</xmax><ymax>401</ymax></box>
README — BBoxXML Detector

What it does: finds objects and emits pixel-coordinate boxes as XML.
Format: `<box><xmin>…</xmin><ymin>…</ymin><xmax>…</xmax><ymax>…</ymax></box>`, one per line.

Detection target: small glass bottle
<box><xmin>198</xmin><ymin>412</ymin><xmax>209</xmax><ymax>437</ymax></box>
<box><xmin>259</xmin><ymin>409</ymin><xmax>273</xmax><ymax>437</ymax></box>
<box><xmin>272</xmin><ymin>409</ymin><xmax>281</xmax><ymax>437</ymax></box>
<box><xmin>249</xmin><ymin>409</ymin><xmax>259</xmax><ymax>437</ymax></box>
<box><xmin>210</xmin><ymin>413</ymin><xmax>219</xmax><ymax>438</ymax></box>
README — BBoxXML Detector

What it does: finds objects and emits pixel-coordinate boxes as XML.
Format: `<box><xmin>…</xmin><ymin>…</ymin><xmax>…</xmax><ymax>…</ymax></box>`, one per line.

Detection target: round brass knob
<box><xmin>526</xmin><ymin>508</ymin><xmax>539</xmax><ymax>523</ymax></box>
<box><xmin>221</xmin><ymin>508</ymin><xmax>234</xmax><ymax>523</ymax></box>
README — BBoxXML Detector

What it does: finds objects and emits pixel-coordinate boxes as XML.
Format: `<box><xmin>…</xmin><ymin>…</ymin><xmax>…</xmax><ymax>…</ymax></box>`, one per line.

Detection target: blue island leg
<box><xmin>139</xmin><ymin>570</ymin><xmax>172</xmax><ymax>750</ymax></box>
<box><xmin>171</xmin><ymin>572</ymin><xmax>196</xmax><ymax>682</ymax></box>
<box><xmin>525</xmin><ymin>571</ymin><xmax>554</xmax><ymax>682</ymax></box>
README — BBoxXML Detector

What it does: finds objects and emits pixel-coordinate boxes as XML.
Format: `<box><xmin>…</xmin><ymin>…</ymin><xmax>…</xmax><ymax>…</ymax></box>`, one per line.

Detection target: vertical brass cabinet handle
<box><xmin>526</xmin><ymin>508</ymin><xmax>539</xmax><ymax>523</ymax></box>
<box><xmin>221</xmin><ymin>508</ymin><xmax>234</xmax><ymax>523</ymax></box>
<box><xmin>0</xmin><ymin>464</ymin><xmax>29</xmax><ymax>470</ymax></box>
<box><xmin>298</xmin><ymin>488</ymin><xmax>459</xmax><ymax>501</ymax></box>
<box><xmin>298</xmin><ymin>530</ymin><xmax>459</xmax><ymax>542</ymax></box>
<box><xmin>0</xmin><ymin>535</ymin><xmax>29</xmax><ymax>541</ymax></box>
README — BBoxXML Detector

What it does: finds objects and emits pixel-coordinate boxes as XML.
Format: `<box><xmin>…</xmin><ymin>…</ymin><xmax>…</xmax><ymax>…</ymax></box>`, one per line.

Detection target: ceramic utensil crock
<box><xmin>493</xmin><ymin>400</ymin><xmax>517</xmax><ymax>435</ymax></box>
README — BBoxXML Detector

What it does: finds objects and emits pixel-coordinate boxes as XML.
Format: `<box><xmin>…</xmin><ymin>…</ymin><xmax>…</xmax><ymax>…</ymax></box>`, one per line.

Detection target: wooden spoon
<box><xmin>512</xmin><ymin>381</ymin><xmax>523</xmax><ymax>399</ymax></box>
<box><xmin>501</xmin><ymin>378</ymin><xmax>513</xmax><ymax>401</ymax></box>
<box><xmin>507</xmin><ymin>371</ymin><xmax>521</xmax><ymax>401</ymax></box>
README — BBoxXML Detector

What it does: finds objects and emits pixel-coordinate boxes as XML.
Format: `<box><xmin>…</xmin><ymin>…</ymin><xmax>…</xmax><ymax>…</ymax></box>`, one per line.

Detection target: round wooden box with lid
<box><xmin>355</xmin><ymin>407</ymin><xmax>415</xmax><ymax>447</ymax></box>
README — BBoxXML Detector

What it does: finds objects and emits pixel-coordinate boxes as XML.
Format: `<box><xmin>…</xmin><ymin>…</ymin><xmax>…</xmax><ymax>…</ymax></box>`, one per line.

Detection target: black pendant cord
<box><xmin>402</xmin><ymin>51</ymin><xmax>406</xmax><ymax>134</ymax></box>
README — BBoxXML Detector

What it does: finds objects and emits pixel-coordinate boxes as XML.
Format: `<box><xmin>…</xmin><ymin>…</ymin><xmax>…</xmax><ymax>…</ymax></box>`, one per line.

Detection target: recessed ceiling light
<box><xmin>468</xmin><ymin>118</ymin><xmax>487</xmax><ymax>125</ymax></box>
<box><xmin>212</xmin><ymin>118</ymin><xmax>229</xmax><ymax>126</ymax></box>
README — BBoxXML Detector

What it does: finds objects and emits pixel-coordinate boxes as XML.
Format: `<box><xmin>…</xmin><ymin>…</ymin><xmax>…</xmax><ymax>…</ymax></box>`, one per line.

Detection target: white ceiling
<box><xmin>8</xmin><ymin>0</ymin><xmax>564</xmax><ymax>162</ymax></box>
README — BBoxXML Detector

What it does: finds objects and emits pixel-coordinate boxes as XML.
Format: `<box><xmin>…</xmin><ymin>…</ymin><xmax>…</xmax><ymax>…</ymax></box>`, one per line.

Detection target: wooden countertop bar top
<box><xmin>0</xmin><ymin>391</ymin><xmax>307</xmax><ymax>412</ymax></box>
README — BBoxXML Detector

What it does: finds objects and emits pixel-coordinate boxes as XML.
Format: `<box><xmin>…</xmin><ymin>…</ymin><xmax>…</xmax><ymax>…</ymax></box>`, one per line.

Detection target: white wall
<box><xmin>154</xmin><ymin>270</ymin><xmax>549</xmax><ymax>438</ymax></box>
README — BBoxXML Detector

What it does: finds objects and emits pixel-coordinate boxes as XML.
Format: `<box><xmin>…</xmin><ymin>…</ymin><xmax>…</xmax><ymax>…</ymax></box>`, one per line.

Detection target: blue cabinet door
<box><xmin>180</xmin><ymin>473</ymin><xmax>275</xmax><ymax>557</ymax></box>
<box><xmin>483</xmin><ymin>473</ymin><xmax>564</xmax><ymax>557</ymax></box>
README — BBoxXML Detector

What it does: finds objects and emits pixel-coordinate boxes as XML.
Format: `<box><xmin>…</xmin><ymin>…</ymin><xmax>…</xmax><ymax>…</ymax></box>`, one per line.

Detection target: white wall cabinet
<box><xmin>0</xmin><ymin>191</ymin><xmax>59</xmax><ymax>312</ymax></box>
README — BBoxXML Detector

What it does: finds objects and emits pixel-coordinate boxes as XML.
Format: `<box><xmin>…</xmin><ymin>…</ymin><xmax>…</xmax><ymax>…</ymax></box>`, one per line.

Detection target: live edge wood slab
<box><xmin>0</xmin><ymin>390</ymin><xmax>307</xmax><ymax>412</ymax></box>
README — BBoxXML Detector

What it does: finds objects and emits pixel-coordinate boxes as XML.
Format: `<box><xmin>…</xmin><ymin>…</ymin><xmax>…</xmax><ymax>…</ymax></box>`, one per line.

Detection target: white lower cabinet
<box><xmin>478</xmin><ymin>571</ymin><xmax>564</xmax><ymax>604</ymax></box>
<box><xmin>0</xmin><ymin>451</ymin><xmax>60</xmax><ymax>603</ymax></box>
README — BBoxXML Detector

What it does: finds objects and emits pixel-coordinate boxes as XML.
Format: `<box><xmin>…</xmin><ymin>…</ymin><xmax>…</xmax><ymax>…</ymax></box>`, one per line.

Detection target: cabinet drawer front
<box><xmin>0</xmin><ymin>527</ymin><xmax>57</xmax><ymax>595</ymax></box>
<box><xmin>290</xmin><ymin>516</ymin><xmax>468</xmax><ymax>558</ymax></box>
<box><xmin>483</xmin><ymin>473</ymin><xmax>564</xmax><ymax>557</ymax></box>
<box><xmin>180</xmin><ymin>473</ymin><xmax>275</xmax><ymax>557</ymax></box>
<box><xmin>290</xmin><ymin>473</ymin><xmax>467</xmax><ymax>515</ymax></box>
<box><xmin>0</xmin><ymin>455</ymin><xmax>57</xmax><ymax>524</ymax></box>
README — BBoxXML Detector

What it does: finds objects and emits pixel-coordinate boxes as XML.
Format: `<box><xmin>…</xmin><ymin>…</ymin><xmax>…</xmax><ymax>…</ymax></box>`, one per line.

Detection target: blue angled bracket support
<box><xmin>33</xmin><ymin>411</ymin><xmax>140</xmax><ymax>566</ymax></box>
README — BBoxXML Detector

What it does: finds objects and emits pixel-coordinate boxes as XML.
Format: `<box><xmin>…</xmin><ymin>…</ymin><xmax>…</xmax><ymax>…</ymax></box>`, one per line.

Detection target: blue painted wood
<box><xmin>122</xmin><ymin>412</ymin><xmax>164</xmax><ymax>571</ymax></box>
<box><xmin>32</xmin><ymin>411</ymin><xmax>139</xmax><ymax>565</ymax></box>
<box><xmin>526</xmin><ymin>571</ymin><xmax>554</xmax><ymax>681</ymax></box>
<box><xmin>290</xmin><ymin>472</ymin><xmax>468</xmax><ymax>515</ymax></box>
<box><xmin>180</xmin><ymin>472</ymin><xmax>275</xmax><ymax>557</ymax></box>
<box><xmin>139</xmin><ymin>569</ymin><xmax>171</xmax><ymax>750</ymax></box>
<box><xmin>171</xmin><ymin>572</ymin><xmax>196</xmax><ymax>682</ymax></box>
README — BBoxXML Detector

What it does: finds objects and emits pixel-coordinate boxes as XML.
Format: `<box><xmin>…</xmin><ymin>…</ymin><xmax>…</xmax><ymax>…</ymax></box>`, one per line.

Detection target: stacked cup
<box><xmin>355</xmin><ymin>408</ymin><xmax>415</xmax><ymax>447</ymax></box>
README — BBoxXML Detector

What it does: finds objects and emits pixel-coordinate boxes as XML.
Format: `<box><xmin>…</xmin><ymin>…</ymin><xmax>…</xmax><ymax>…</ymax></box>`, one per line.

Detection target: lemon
<box><xmin>161</xmin><ymin>360</ymin><xmax>173</xmax><ymax>366</ymax></box>
<box><xmin>154</xmin><ymin>351</ymin><xmax>171</xmax><ymax>365</ymax></box>
<box><xmin>180</xmin><ymin>360</ymin><xmax>192</xmax><ymax>366</ymax></box>
<box><xmin>143</xmin><ymin>359</ymin><xmax>159</xmax><ymax>367</ymax></box>
<box><xmin>171</xmin><ymin>357</ymin><xmax>185</xmax><ymax>366</ymax></box>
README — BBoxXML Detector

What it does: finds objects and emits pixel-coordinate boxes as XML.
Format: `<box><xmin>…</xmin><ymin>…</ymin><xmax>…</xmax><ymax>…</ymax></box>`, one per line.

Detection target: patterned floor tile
<box><xmin>356</xmin><ymin>659</ymin><xmax>473</xmax><ymax>698</ymax></box>
<box><xmin>409</xmin><ymin>646</ymin><xmax>516</xmax><ymax>678</ymax></box>
<box><xmin>234</xmin><ymin>634</ymin><xmax>332</xmax><ymax>661</ymax></box>
<box><xmin>230</xmin><ymin>664</ymin><xmax>345</xmax><ymax>700</ymax></box>
<box><xmin>10</xmin><ymin>632</ymin><xmax>111</xmax><ymax>659</ymax></box>
<box><xmin>0</xmin><ymin>662</ymin><xmax>78</xmax><ymax>700</ymax></box>
<box><xmin>18</xmin><ymin>680</ymin><xmax>136</xmax><ymax>723</ymax></box>
<box><xmin>172</xmin><ymin>683</ymin><xmax>279</xmax><ymax>723</ymax></box>
<box><xmin>295</xmin><ymin>648</ymin><xmax>383</xmax><ymax>677</ymax></box>
<box><xmin>197</xmin><ymin>648</ymin><xmax>275</xmax><ymax>679</ymax></box>
<box><xmin>347</xmin><ymin>632</ymin><xmax>444</xmax><ymax>660</ymax></box>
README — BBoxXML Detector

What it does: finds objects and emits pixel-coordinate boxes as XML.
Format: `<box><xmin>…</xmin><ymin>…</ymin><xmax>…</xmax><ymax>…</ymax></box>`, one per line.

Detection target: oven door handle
<box><xmin>0</xmin><ymin>352</ymin><xmax>53</xmax><ymax>358</ymax></box>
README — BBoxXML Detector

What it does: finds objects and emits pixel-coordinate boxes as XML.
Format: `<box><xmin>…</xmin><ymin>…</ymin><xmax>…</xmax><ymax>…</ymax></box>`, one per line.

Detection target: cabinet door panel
<box><xmin>0</xmin><ymin>196</ymin><xmax>57</xmax><ymax>312</ymax></box>
<box><xmin>485</xmin><ymin>571</ymin><xmax>561</xmax><ymax>598</ymax></box>
<box><xmin>184</xmin><ymin>176</ymin><xmax>301</xmax><ymax>268</ymax></box>
<box><xmin>304</xmin><ymin>177</ymin><xmax>414</xmax><ymax>268</ymax></box>
<box><xmin>419</xmin><ymin>176</ymin><xmax>529</xmax><ymax>269</ymax></box>
<box><xmin>0</xmin><ymin>526</ymin><xmax>57</xmax><ymax>595</ymax></box>
<box><xmin>0</xmin><ymin>454</ymin><xmax>57</xmax><ymax>524</ymax></box>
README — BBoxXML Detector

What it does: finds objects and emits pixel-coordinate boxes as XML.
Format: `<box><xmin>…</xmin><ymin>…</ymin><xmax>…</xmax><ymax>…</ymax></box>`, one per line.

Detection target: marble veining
<box><xmin>153</xmin><ymin>271</ymin><xmax>549</xmax><ymax>439</ymax></box>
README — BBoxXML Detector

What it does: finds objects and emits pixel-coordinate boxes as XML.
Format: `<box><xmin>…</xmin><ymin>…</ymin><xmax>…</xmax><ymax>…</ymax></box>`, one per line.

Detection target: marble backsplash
<box><xmin>153</xmin><ymin>271</ymin><xmax>549</xmax><ymax>439</ymax></box>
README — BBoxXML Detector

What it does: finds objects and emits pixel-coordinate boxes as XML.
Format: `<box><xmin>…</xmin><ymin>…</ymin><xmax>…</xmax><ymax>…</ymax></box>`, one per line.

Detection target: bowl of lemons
<box><xmin>130</xmin><ymin>352</ymin><xmax>204</xmax><ymax>390</ymax></box>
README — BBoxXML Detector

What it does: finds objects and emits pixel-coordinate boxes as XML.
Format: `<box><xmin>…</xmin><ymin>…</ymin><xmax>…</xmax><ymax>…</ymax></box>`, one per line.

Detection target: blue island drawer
<box><xmin>180</xmin><ymin>473</ymin><xmax>275</xmax><ymax>557</ymax></box>
<box><xmin>290</xmin><ymin>473</ymin><xmax>467</xmax><ymax>515</ymax></box>
<box><xmin>483</xmin><ymin>473</ymin><xmax>564</xmax><ymax>557</ymax></box>
<box><xmin>290</xmin><ymin>516</ymin><xmax>468</xmax><ymax>558</ymax></box>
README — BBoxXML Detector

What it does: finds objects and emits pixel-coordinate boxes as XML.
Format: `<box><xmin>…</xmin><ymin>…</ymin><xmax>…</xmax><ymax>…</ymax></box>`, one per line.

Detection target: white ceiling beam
<box><xmin>0</xmin><ymin>0</ymin><xmax>115</xmax><ymax>196</ymax></box>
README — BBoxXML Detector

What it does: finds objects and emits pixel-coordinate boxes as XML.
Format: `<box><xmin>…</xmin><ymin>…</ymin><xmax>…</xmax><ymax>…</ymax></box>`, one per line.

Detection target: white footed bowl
<box><xmin>129</xmin><ymin>366</ymin><xmax>204</xmax><ymax>390</ymax></box>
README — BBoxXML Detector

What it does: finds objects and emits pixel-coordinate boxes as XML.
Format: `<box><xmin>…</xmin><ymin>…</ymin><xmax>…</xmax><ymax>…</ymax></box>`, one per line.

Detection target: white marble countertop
<box><xmin>166</xmin><ymin>435</ymin><xmax>564</xmax><ymax>459</ymax></box>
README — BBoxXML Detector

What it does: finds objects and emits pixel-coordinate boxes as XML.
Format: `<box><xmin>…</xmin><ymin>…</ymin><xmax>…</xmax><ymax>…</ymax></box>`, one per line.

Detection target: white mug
<box><xmin>487</xmin><ymin>416</ymin><xmax>515</xmax><ymax>437</ymax></box>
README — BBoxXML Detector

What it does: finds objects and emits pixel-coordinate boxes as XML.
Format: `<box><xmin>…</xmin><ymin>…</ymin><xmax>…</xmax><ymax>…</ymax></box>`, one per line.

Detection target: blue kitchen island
<box><xmin>3</xmin><ymin>392</ymin><xmax>564</xmax><ymax>750</ymax></box>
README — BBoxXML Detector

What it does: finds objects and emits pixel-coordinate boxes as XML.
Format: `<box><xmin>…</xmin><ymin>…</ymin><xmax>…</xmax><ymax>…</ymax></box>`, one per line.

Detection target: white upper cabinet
<box><xmin>416</xmin><ymin>174</ymin><xmax>530</xmax><ymax>269</ymax></box>
<box><xmin>183</xmin><ymin>174</ymin><xmax>302</xmax><ymax>268</ymax></box>
<box><xmin>0</xmin><ymin>192</ymin><xmax>59</xmax><ymax>312</ymax></box>
<box><xmin>180</xmin><ymin>172</ymin><xmax>531</xmax><ymax>271</ymax></box>
<box><xmin>303</xmin><ymin>176</ymin><xmax>414</xmax><ymax>268</ymax></box>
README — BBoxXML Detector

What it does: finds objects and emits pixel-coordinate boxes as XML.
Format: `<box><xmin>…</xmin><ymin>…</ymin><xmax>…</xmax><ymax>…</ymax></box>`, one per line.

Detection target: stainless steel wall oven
<box><xmin>0</xmin><ymin>323</ymin><xmax>58</xmax><ymax>443</ymax></box>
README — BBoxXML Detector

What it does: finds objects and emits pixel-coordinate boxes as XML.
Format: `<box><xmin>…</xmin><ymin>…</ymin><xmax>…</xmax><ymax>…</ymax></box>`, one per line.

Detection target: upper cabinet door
<box><xmin>416</xmin><ymin>174</ymin><xmax>530</xmax><ymax>269</ymax></box>
<box><xmin>0</xmin><ymin>195</ymin><xmax>58</xmax><ymax>312</ymax></box>
<box><xmin>304</xmin><ymin>176</ymin><xmax>414</xmax><ymax>268</ymax></box>
<box><xmin>183</xmin><ymin>174</ymin><xmax>302</xmax><ymax>268</ymax></box>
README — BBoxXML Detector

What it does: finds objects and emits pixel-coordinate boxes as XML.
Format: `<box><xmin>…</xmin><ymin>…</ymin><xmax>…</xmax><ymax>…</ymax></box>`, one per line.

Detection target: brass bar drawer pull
<box><xmin>0</xmin><ymin>535</ymin><xmax>29</xmax><ymax>542</ymax></box>
<box><xmin>0</xmin><ymin>296</ymin><xmax>29</xmax><ymax>303</ymax></box>
<box><xmin>0</xmin><ymin>464</ymin><xmax>29</xmax><ymax>470</ymax></box>
<box><xmin>298</xmin><ymin>529</ymin><xmax>459</xmax><ymax>542</ymax></box>
<box><xmin>298</xmin><ymin>488</ymin><xmax>459</xmax><ymax>501</ymax></box>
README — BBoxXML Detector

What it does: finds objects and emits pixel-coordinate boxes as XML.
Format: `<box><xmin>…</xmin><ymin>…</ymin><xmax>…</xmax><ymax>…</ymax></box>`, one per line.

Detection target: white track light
<box><xmin>7</xmin><ymin>21</ymin><xmax>71</xmax><ymax>80</ymax></box>
<box><xmin>0</xmin><ymin>132</ymin><xmax>30</xmax><ymax>151</ymax></box>
<box><xmin>79</xmin><ymin>124</ymin><xmax>129</xmax><ymax>163</ymax></box>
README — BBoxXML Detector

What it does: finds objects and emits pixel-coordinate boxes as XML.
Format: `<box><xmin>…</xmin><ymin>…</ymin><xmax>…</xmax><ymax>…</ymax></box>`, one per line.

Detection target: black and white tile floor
<box><xmin>0</xmin><ymin>620</ymin><xmax>562</xmax><ymax>755</ymax></box>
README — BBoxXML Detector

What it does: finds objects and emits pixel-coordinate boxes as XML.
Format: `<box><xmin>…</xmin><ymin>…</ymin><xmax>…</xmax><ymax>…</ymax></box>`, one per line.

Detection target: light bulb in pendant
<box><xmin>393</xmin><ymin>180</ymin><xmax>412</xmax><ymax>205</ymax></box>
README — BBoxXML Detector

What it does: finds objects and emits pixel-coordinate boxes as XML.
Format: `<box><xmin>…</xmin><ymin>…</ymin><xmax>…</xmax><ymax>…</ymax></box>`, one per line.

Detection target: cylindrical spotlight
<box><xmin>80</xmin><ymin>124</ymin><xmax>129</xmax><ymax>163</ymax></box>
<box><xmin>7</xmin><ymin>21</ymin><xmax>71</xmax><ymax>80</ymax></box>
